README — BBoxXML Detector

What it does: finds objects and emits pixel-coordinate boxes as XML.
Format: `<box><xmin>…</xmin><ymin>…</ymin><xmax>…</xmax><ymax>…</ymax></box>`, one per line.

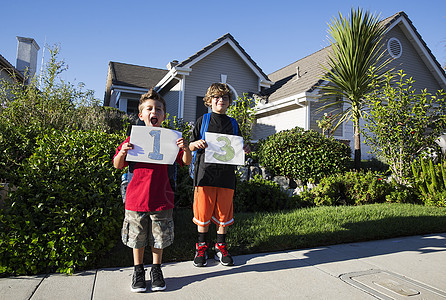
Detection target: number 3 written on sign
<box><xmin>148</xmin><ymin>130</ymin><xmax>164</xmax><ymax>160</ymax></box>
<box><xmin>213</xmin><ymin>136</ymin><xmax>235</xmax><ymax>162</ymax></box>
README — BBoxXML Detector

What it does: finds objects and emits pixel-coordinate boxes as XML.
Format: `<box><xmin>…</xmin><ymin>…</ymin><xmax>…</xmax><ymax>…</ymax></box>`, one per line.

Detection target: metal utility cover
<box><xmin>340</xmin><ymin>269</ymin><xmax>446</xmax><ymax>299</ymax></box>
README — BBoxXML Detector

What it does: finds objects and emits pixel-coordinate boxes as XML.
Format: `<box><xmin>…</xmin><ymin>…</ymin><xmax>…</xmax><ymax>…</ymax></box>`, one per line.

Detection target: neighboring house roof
<box><xmin>109</xmin><ymin>61</ymin><xmax>168</xmax><ymax>89</ymax></box>
<box><xmin>262</xmin><ymin>11</ymin><xmax>446</xmax><ymax>103</ymax></box>
<box><xmin>103</xmin><ymin>61</ymin><xmax>168</xmax><ymax>106</ymax></box>
<box><xmin>0</xmin><ymin>53</ymin><xmax>24</xmax><ymax>82</ymax></box>
<box><xmin>262</xmin><ymin>46</ymin><xmax>333</xmax><ymax>102</ymax></box>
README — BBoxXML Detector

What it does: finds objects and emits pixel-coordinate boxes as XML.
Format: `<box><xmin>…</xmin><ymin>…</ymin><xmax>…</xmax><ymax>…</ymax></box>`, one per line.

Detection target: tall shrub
<box><xmin>226</xmin><ymin>93</ymin><xmax>257</xmax><ymax>144</ymax></box>
<box><xmin>364</xmin><ymin>71</ymin><xmax>446</xmax><ymax>185</ymax></box>
<box><xmin>0</xmin><ymin>45</ymin><xmax>126</xmax><ymax>183</ymax></box>
<box><xmin>258</xmin><ymin>127</ymin><xmax>351</xmax><ymax>183</ymax></box>
<box><xmin>0</xmin><ymin>129</ymin><xmax>125</xmax><ymax>275</ymax></box>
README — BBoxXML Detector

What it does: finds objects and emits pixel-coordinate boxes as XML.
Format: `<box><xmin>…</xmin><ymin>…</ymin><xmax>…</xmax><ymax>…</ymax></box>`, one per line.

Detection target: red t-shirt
<box><xmin>114</xmin><ymin>136</ymin><xmax>184</xmax><ymax>212</ymax></box>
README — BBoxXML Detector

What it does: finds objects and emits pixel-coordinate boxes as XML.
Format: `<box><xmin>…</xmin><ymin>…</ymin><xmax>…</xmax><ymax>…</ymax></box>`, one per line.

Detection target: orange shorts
<box><xmin>193</xmin><ymin>186</ymin><xmax>234</xmax><ymax>227</ymax></box>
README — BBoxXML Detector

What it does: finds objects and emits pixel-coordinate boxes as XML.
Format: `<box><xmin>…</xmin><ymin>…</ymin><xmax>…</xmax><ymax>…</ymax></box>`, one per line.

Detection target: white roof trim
<box><xmin>260</xmin><ymin>78</ymin><xmax>274</xmax><ymax>87</ymax></box>
<box><xmin>386</xmin><ymin>16</ymin><xmax>446</xmax><ymax>88</ymax></box>
<box><xmin>255</xmin><ymin>92</ymin><xmax>317</xmax><ymax>115</ymax></box>
<box><xmin>155</xmin><ymin>66</ymin><xmax>192</xmax><ymax>91</ymax></box>
<box><xmin>110</xmin><ymin>84</ymin><xmax>148</xmax><ymax>94</ymax></box>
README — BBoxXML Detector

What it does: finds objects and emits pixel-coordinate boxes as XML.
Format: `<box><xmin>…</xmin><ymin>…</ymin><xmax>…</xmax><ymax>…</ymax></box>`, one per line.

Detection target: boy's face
<box><xmin>211</xmin><ymin>94</ymin><xmax>230</xmax><ymax>114</ymax></box>
<box><xmin>139</xmin><ymin>99</ymin><xmax>165</xmax><ymax>127</ymax></box>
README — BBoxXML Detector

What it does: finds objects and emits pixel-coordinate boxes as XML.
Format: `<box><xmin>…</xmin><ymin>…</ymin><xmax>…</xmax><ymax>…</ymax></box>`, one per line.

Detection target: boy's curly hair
<box><xmin>203</xmin><ymin>83</ymin><xmax>233</xmax><ymax>108</ymax></box>
<box><xmin>139</xmin><ymin>88</ymin><xmax>166</xmax><ymax>113</ymax></box>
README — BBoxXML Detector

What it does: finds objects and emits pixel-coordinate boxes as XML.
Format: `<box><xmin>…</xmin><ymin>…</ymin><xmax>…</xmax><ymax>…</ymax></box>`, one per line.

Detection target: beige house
<box><xmin>253</xmin><ymin>12</ymin><xmax>446</xmax><ymax>158</ymax></box>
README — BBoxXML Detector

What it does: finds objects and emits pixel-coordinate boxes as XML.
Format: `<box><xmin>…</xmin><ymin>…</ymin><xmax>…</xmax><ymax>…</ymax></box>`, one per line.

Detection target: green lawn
<box><xmin>96</xmin><ymin>203</ymin><xmax>446</xmax><ymax>268</ymax></box>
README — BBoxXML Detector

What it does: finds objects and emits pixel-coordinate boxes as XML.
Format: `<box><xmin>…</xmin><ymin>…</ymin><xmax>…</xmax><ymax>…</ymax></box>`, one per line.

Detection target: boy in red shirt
<box><xmin>114</xmin><ymin>88</ymin><xmax>191</xmax><ymax>293</ymax></box>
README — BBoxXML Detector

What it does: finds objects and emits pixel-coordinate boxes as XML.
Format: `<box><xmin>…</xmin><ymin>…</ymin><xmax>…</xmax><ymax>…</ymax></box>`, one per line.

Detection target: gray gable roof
<box><xmin>383</xmin><ymin>11</ymin><xmax>446</xmax><ymax>80</ymax></box>
<box><xmin>263</xmin><ymin>11</ymin><xmax>446</xmax><ymax>103</ymax></box>
<box><xmin>109</xmin><ymin>61</ymin><xmax>168</xmax><ymax>89</ymax></box>
<box><xmin>176</xmin><ymin>33</ymin><xmax>269</xmax><ymax>80</ymax></box>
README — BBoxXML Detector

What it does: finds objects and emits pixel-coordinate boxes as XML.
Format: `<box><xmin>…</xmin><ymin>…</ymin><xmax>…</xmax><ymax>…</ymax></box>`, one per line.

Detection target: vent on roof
<box><xmin>387</xmin><ymin>38</ymin><xmax>402</xmax><ymax>59</ymax></box>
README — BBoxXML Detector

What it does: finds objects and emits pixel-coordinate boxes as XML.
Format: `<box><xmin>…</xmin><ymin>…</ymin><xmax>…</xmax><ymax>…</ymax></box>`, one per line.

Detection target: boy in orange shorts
<box><xmin>189</xmin><ymin>83</ymin><xmax>241</xmax><ymax>267</ymax></box>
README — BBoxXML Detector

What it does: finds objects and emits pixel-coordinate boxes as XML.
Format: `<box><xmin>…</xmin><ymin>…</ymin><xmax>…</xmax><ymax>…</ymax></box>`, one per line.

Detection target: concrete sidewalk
<box><xmin>1</xmin><ymin>233</ymin><xmax>446</xmax><ymax>299</ymax></box>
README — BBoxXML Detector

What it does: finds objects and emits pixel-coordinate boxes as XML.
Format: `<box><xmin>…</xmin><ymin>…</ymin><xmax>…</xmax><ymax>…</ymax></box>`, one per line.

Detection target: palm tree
<box><xmin>320</xmin><ymin>8</ymin><xmax>391</xmax><ymax>169</ymax></box>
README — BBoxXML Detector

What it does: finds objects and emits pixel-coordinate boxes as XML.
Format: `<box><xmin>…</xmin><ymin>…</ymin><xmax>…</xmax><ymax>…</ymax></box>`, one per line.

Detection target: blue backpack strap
<box><xmin>190</xmin><ymin>113</ymin><xmax>211</xmax><ymax>179</ymax></box>
<box><xmin>229</xmin><ymin>117</ymin><xmax>238</xmax><ymax>135</ymax></box>
<box><xmin>200</xmin><ymin>113</ymin><xmax>211</xmax><ymax>140</ymax></box>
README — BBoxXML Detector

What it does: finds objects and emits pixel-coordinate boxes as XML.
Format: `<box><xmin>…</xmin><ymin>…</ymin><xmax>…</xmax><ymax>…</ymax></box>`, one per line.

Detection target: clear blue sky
<box><xmin>1</xmin><ymin>0</ymin><xmax>445</xmax><ymax>101</ymax></box>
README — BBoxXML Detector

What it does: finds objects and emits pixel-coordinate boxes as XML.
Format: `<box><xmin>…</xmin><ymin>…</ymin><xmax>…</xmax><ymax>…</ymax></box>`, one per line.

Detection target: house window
<box><xmin>387</xmin><ymin>38</ymin><xmax>402</xmax><ymax>59</ymax></box>
<box><xmin>127</xmin><ymin>99</ymin><xmax>139</xmax><ymax>115</ymax></box>
<box><xmin>196</xmin><ymin>96</ymin><xmax>208</xmax><ymax>119</ymax></box>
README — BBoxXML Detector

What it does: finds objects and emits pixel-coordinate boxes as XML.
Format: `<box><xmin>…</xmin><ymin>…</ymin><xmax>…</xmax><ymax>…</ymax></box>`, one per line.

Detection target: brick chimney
<box><xmin>16</xmin><ymin>36</ymin><xmax>40</xmax><ymax>83</ymax></box>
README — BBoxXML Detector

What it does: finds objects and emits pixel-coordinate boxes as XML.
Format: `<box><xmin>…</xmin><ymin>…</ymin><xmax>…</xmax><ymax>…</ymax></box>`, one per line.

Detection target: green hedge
<box><xmin>0</xmin><ymin>129</ymin><xmax>125</xmax><ymax>275</ymax></box>
<box><xmin>233</xmin><ymin>175</ymin><xmax>308</xmax><ymax>212</ymax></box>
<box><xmin>300</xmin><ymin>171</ymin><xmax>419</xmax><ymax>206</ymax></box>
<box><xmin>0</xmin><ymin>123</ymin><xmax>42</xmax><ymax>185</ymax></box>
<box><xmin>257</xmin><ymin>127</ymin><xmax>351</xmax><ymax>183</ymax></box>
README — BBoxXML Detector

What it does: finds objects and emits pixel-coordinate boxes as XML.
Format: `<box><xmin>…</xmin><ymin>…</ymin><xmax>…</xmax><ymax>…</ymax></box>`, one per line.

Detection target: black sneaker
<box><xmin>193</xmin><ymin>242</ymin><xmax>208</xmax><ymax>267</ymax></box>
<box><xmin>131</xmin><ymin>268</ymin><xmax>146</xmax><ymax>293</ymax></box>
<box><xmin>150</xmin><ymin>266</ymin><xmax>166</xmax><ymax>291</ymax></box>
<box><xmin>214</xmin><ymin>243</ymin><xmax>234</xmax><ymax>266</ymax></box>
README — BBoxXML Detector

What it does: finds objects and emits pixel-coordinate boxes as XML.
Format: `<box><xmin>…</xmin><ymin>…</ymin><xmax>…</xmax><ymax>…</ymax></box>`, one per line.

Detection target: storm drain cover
<box><xmin>340</xmin><ymin>269</ymin><xmax>446</xmax><ymax>299</ymax></box>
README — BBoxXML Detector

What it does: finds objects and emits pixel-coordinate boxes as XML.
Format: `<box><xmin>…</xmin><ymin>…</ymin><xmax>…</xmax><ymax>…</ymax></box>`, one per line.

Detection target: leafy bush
<box><xmin>0</xmin><ymin>46</ymin><xmax>127</xmax><ymax>186</ymax></box>
<box><xmin>257</xmin><ymin>127</ymin><xmax>351</xmax><ymax>183</ymax></box>
<box><xmin>0</xmin><ymin>123</ymin><xmax>43</xmax><ymax>185</ymax></box>
<box><xmin>226</xmin><ymin>93</ymin><xmax>257</xmax><ymax>144</ymax></box>
<box><xmin>300</xmin><ymin>171</ymin><xmax>418</xmax><ymax>206</ymax></box>
<box><xmin>233</xmin><ymin>175</ymin><xmax>305</xmax><ymax>212</ymax></box>
<box><xmin>364</xmin><ymin>70</ymin><xmax>446</xmax><ymax>185</ymax></box>
<box><xmin>173</xmin><ymin>165</ymin><xmax>194</xmax><ymax>208</ymax></box>
<box><xmin>162</xmin><ymin>113</ymin><xmax>193</xmax><ymax>141</ymax></box>
<box><xmin>1</xmin><ymin>46</ymin><xmax>127</xmax><ymax>136</ymax></box>
<box><xmin>411</xmin><ymin>158</ymin><xmax>446</xmax><ymax>207</ymax></box>
<box><xmin>0</xmin><ymin>129</ymin><xmax>125</xmax><ymax>275</ymax></box>
<box><xmin>76</xmin><ymin>106</ymin><xmax>130</xmax><ymax>134</ymax></box>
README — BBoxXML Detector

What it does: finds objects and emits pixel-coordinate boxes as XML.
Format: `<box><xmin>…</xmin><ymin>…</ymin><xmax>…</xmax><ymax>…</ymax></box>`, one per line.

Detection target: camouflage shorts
<box><xmin>122</xmin><ymin>209</ymin><xmax>174</xmax><ymax>249</ymax></box>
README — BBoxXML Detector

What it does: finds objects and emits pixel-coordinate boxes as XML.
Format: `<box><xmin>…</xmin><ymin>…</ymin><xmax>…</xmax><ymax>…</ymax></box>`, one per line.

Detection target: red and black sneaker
<box><xmin>193</xmin><ymin>242</ymin><xmax>208</xmax><ymax>267</ymax></box>
<box><xmin>214</xmin><ymin>243</ymin><xmax>234</xmax><ymax>266</ymax></box>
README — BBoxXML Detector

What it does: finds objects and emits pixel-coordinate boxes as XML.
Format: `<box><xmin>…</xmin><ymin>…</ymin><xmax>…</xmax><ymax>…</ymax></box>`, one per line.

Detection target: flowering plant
<box><xmin>316</xmin><ymin>113</ymin><xmax>334</xmax><ymax>136</ymax></box>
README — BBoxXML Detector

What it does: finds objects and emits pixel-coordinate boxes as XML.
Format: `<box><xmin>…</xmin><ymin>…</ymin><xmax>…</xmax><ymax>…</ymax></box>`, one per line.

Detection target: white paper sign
<box><xmin>204</xmin><ymin>132</ymin><xmax>245</xmax><ymax>165</ymax></box>
<box><xmin>126</xmin><ymin>126</ymin><xmax>182</xmax><ymax>164</ymax></box>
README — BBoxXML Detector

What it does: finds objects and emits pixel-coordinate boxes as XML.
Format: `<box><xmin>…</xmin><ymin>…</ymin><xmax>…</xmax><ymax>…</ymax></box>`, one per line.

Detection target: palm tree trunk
<box><xmin>354</xmin><ymin>122</ymin><xmax>361</xmax><ymax>170</ymax></box>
